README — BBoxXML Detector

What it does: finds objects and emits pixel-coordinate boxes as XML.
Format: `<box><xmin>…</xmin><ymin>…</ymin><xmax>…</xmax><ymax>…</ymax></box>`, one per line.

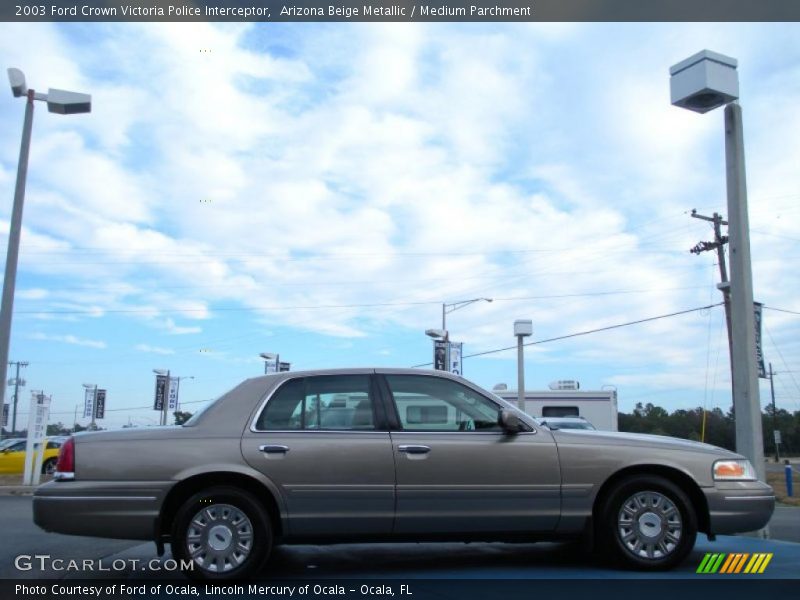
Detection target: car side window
<box><xmin>384</xmin><ymin>375</ymin><xmax>502</xmax><ymax>432</ymax></box>
<box><xmin>256</xmin><ymin>375</ymin><xmax>376</xmax><ymax>431</ymax></box>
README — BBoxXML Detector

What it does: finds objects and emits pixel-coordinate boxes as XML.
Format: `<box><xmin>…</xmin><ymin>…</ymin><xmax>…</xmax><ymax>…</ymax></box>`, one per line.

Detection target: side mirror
<box><xmin>499</xmin><ymin>409</ymin><xmax>525</xmax><ymax>434</ymax></box>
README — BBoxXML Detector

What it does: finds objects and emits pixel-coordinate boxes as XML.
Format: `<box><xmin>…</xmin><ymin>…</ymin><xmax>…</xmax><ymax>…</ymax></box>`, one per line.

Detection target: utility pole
<box><xmin>690</xmin><ymin>210</ymin><xmax>733</xmax><ymax>361</ymax></box>
<box><xmin>768</xmin><ymin>363</ymin><xmax>780</xmax><ymax>463</ymax></box>
<box><xmin>7</xmin><ymin>360</ymin><xmax>28</xmax><ymax>435</ymax></box>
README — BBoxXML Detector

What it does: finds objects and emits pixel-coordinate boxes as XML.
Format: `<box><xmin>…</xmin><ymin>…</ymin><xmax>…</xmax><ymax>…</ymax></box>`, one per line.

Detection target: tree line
<box><xmin>619</xmin><ymin>402</ymin><xmax>800</xmax><ymax>457</ymax></box>
<box><xmin>6</xmin><ymin>406</ymin><xmax>798</xmax><ymax>457</ymax></box>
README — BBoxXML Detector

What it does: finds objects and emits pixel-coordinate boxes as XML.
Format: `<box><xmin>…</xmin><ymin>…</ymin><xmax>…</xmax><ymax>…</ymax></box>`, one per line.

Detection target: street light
<box><xmin>670</xmin><ymin>50</ymin><xmax>766</xmax><ymax>486</ymax></box>
<box><xmin>514</xmin><ymin>320</ymin><xmax>533</xmax><ymax>411</ymax></box>
<box><xmin>260</xmin><ymin>352</ymin><xmax>279</xmax><ymax>375</ymax></box>
<box><xmin>0</xmin><ymin>69</ymin><xmax>91</xmax><ymax>415</ymax></box>
<box><xmin>82</xmin><ymin>383</ymin><xmax>98</xmax><ymax>430</ymax></box>
<box><xmin>442</xmin><ymin>298</ymin><xmax>493</xmax><ymax>337</ymax></box>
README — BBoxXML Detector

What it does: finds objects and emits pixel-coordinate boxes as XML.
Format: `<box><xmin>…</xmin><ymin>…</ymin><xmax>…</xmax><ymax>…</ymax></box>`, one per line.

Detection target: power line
<box><xmin>411</xmin><ymin>303</ymin><xmax>723</xmax><ymax>367</ymax></box>
<box><xmin>764</xmin><ymin>306</ymin><xmax>800</xmax><ymax>316</ymax></box>
<box><xmin>15</xmin><ymin>397</ymin><xmax>214</xmax><ymax>419</ymax></box>
<box><xmin>14</xmin><ymin>285</ymin><xmax>716</xmax><ymax>316</ymax></box>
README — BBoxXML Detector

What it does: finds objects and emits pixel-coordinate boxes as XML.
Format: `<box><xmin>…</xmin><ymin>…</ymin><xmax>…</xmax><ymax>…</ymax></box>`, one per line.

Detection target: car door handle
<box><xmin>397</xmin><ymin>445</ymin><xmax>431</xmax><ymax>455</ymax></box>
<box><xmin>259</xmin><ymin>444</ymin><xmax>290</xmax><ymax>454</ymax></box>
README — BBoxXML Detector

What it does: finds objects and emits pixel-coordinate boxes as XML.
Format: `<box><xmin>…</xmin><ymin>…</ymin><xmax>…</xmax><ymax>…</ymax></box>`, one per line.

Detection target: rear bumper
<box><xmin>703</xmin><ymin>480</ymin><xmax>775</xmax><ymax>534</ymax></box>
<box><xmin>33</xmin><ymin>480</ymin><xmax>173</xmax><ymax>541</ymax></box>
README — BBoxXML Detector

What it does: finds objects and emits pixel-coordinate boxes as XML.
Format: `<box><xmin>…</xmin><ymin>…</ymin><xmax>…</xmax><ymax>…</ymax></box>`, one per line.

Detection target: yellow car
<box><xmin>0</xmin><ymin>437</ymin><xmax>64</xmax><ymax>475</ymax></box>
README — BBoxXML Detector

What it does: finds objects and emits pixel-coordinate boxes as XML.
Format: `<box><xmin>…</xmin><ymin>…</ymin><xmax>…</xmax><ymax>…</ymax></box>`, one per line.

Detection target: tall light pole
<box><xmin>442</xmin><ymin>298</ymin><xmax>493</xmax><ymax>335</ymax></box>
<box><xmin>260</xmin><ymin>352</ymin><xmax>279</xmax><ymax>374</ymax></box>
<box><xmin>514</xmin><ymin>320</ymin><xmax>533</xmax><ymax>411</ymax></box>
<box><xmin>670</xmin><ymin>50</ymin><xmax>765</xmax><ymax>485</ymax></box>
<box><xmin>82</xmin><ymin>383</ymin><xmax>97</xmax><ymax>430</ymax></box>
<box><xmin>0</xmin><ymin>69</ymin><xmax>91</xmax><ymax>414</ymax></box>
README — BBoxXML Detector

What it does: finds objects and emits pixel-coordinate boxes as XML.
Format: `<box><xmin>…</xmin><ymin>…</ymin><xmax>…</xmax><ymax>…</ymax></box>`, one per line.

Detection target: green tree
<box><xmin>173</xmin><ymin>411</ymin><xmax>193</xmax><ymax>425</ymax></box>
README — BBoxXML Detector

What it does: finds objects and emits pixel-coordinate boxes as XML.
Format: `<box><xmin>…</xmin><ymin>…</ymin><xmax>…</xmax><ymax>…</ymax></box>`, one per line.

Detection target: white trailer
<box><xmin>494</xmin><ymin>389</ymin><xmax>618</xmax><ymax>431</ymax></box>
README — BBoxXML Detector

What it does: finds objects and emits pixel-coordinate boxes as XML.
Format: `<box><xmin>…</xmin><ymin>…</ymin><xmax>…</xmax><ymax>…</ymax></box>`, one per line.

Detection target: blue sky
<box><xmin>0</xmin><ymin>21</ymin><xmax>798</xmax><ymax>430</ymax></box>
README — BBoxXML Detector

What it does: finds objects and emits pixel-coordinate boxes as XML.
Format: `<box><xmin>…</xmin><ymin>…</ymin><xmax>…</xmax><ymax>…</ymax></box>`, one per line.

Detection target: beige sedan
<box><xmin>34</xmin><ymin>369</ymin><xmax>774</xmax><ymax>580</ymax></box>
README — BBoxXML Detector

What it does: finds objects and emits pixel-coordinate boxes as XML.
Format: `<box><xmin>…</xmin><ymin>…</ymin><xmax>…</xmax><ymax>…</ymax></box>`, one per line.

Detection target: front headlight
<box><xmin>713</xmin><ymin>459</ymin><xmax>756</xmax><ymax>481</ymax></box>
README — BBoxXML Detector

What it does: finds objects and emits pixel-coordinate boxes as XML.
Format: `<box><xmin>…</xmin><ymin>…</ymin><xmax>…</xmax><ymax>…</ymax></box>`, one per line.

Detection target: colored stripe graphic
<box><xmin>758</xmin><ymin>554</ymin><xmax>773</xmax><ymax>573</ymax></box>
<box><xmin>697</xmin><ymin>553</ymin><xmax>727</xmax><ymax>573</ymax></box>
<box><xmin>696</xmin><ymin>553</ymin><xmax>714</xmax><ymax>573</ymax></box>
<box><xmin>719</xmin><ymin>553</ymin><xmax>736</xmax><ymax>573</ymax></box>
<box><xmin>699</xmin><ymin>552</ymin><xmax>773</xmax><ymax>574</ymax></box>
<box><xmin>733</xmin><ymin>553</ymin><xmax>749</xmax><ymax>573</ymax></box>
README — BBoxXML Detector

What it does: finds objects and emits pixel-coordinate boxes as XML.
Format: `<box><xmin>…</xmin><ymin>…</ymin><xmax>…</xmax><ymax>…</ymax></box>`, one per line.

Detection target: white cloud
<box><xmin>135</xmin><ymin>344</ymin><xmax>175</xmax><ymax>355</ymax></box>
<box><xmin>29</xmin><ymin>332</ymin><xmax>106</xmax><ymax>349</ymax></box>
<box><xmin>1</xmin><ymin>22</ymin><xmax>798</xmax><ymax>421</ymax></box>
<box><xmin>161</xmin><ymin>318</ymin><xmax>202</xmax><ymax>336</ymax></box>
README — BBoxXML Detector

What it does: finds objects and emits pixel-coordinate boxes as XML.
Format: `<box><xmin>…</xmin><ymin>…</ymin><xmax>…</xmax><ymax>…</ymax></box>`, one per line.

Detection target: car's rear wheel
<box><xmin>599</xmin><ymin>475</ymin><xmax>697</xmax><ymax>570</ymax></box>
<box><xmin>171</xmin><ymin>486</ymin><xmax>272</xmax><ymax>580</ymax></box>
<box><xmin>42</xmin><ymin>458</ymin><xmax>57</xmax><ymax>475</ymax></box>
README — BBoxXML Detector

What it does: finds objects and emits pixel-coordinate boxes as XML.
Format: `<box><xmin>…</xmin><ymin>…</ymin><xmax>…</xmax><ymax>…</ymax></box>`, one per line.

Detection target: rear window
<box><xmin>255</xmin><ymin>375</ymin><xmax>376</xmax><ymax>431</ymax></box>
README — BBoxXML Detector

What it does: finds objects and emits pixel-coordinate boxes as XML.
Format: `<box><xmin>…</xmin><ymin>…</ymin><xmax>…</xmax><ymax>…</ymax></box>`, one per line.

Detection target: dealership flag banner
<box><xmin>95</xmin><ymin>389</ymin><xmax>106</xmax><ymax>419</ymax></box>
<box><xmin>167</xmin><ymin>377</ymin><xmax>180</xmax><ymax>411</ymax></box>
<box><xmin>434</xmin><ymin>340</ymin><xmax>449</xmax><ymax>371</ymax></box>
<box><xmin>153</xmin><ymin>374</ymin><xmax>168</xmax><ymax>411</ymax></box>
<box><xmin>449</xmin><ymin>342</ymin><xmax>464</xmax><ymax>376</ymax></box>
<box><xmin>754</xmin><ymin>302</ymin><xmax>766</xmax><ymax>379</ymax></box>
<box><xmin>83</xmin><ymin>387</ymin><xmax>94</xmax><ymax>418</ymax></box>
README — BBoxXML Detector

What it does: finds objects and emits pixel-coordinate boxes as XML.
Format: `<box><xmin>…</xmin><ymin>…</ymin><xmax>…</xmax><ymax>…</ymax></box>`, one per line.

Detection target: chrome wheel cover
<box><xmin>186</xmin><ymin>503</ymin><xmax>254</xmax><ymax>573</ymax></box>
<box><xmin>617</xmin><ymin>490</ymin><xmax>682</xmax><ymax>560</ymax></box>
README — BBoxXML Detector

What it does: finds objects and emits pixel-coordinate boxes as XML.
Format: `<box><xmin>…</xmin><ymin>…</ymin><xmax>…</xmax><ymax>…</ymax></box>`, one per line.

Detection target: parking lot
<box><xmin>1</xmin><ymin>496</ymin><xmax>797</xmax><ymax>581</ymax></box>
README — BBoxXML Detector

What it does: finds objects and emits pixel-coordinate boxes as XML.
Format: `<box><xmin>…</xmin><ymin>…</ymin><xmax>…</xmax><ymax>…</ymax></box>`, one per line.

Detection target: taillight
<box><xmin>55</xmin><ymin>437</ymin><xmax>75</xmax><ymax>480</ymax></box>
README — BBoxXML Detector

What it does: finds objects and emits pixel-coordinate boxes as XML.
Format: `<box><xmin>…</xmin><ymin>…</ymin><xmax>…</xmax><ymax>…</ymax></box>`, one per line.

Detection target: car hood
<box><xmin>550</xmin><ymin>428</ymin><xmax>741</xmax><ymax>457</ymax></box>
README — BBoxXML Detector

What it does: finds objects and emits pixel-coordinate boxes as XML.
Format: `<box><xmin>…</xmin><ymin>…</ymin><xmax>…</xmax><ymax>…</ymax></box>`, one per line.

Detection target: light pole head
<box><xmin>152</xmin><ymin>369</ymin><xmax>168</xmax><ymax>376</ymax></box>
<box><xmin>7</xmin><ymin>68</ymin><xmax>27</xmax><ymax>97</ymax></box>
<box><xmin>46</xmin><ymin>88</ymin><xmax>91</xmax><ymax>114</ymax></box>
<box><xmin>259</xmin><ymin>352</ymin><xmax>277</xmax><ymax>361</ymax></box>
<box><xmin>670</xmin><ymin>50</ymin><xmax>739</xmax><ymax>114</ymax></box>
<box><xmin>514</xmin><ymin>320</ymin><xmax>533</xmax><ymax>337</ymax></box>
<box><xmin>425</xmin><ymin>328</ymin><xmax>447</xmax><ymax>340</ymax></box>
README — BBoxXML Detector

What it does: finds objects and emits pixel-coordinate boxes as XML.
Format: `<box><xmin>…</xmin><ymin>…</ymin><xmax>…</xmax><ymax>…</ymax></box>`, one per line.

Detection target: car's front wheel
<box><xmin>599</xmin><ymin>475</ymin><xmax>697</xmax><ymax>570</ymax></box>
<box><xmin>171</xmin><ymin>486</ymin><xmax>272</xmax><ymax>580</ymax></box>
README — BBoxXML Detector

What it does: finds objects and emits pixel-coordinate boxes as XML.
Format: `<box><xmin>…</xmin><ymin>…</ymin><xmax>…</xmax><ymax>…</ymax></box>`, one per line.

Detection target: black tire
<box><xmin>42</xmin><ymin>458</ymin><xmax>57</xmax><ymax>475</ymax></box>
<box><xmin>598</xmin><ymin>475</ymin><xmax>697</xmax><ymax>571</ymax></box>
<box><xmin>171</xmin><ymin>486</ymin><xmax>272</xmax><ymax>580</ymax></box>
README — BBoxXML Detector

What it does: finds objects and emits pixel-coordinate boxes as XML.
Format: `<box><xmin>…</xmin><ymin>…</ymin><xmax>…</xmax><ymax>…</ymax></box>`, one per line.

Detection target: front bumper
<box><xmin>703</xmin><ymin>480</ymin><xmax>775</xmax><ymax>534</ymax></box>
<box><xmin>33</xmin><ymin>480</ymin><xmax>173</xmax><ymax>541</ymax></box>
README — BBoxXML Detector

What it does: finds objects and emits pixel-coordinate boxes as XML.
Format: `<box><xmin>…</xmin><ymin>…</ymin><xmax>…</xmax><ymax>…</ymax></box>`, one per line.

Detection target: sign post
<box><xmin>23</xmin><ymin>391</ymin><xmax>50</xmax><ymax>486</ymax></box>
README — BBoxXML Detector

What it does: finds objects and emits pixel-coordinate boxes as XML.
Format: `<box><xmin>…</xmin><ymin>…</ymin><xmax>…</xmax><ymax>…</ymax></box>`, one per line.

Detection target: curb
<box><xmin>0</xmin><ymin>486</ymin><xmax>35</xmax><ymax>496</ymax></box>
